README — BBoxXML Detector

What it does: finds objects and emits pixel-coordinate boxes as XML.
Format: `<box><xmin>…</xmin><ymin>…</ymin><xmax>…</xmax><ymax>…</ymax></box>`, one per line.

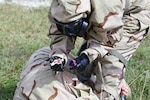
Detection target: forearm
<box><xmin>49</xmin><ymin>35</ymin><xmax>76</xmax><ymax>55</ymax></box>
<box><xmin>80</xmin><ymin>39</ymin><xmax>108</xmax><ymax>63</ymax></box>
<box><xmin>113</xmin><ymin>2</ymin><xmax>150</xmax><ymax>60</ymax></box>
<box><xmin>48</xmin><ymin>18</ymin><xmax>76</xmax><ymax>64</ymax></box>
<box><xmin>48</xmin><ymin>0</ymin><xmax>91</xmax><ymax>57</ymax></box>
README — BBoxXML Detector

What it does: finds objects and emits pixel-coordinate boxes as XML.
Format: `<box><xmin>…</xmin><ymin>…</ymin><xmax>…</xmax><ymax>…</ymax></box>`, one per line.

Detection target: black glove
<box><xmin>49</xmin><ymin>56</ymin><xmax>65</xmax><ymax>71</ymax></box>
<box><xmin>75</xmin><ymin>53</ymin><xmax>89</xmax><ymax>72</ymax></box>
<box><xmin>69</xmin><ymin>53</ymin><xmax>92</xmax><ymax>83</ymax></box>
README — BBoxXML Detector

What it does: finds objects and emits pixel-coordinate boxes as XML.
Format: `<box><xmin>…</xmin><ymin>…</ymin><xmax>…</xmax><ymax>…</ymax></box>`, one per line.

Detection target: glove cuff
<box><xmin>50</xmin><ymin>53</ymin><xmax>68</xmax><ymax>65</ymax></box>
<box><xmin>49</xmin><ymin>56</ymin><xmax>65</xmax><ymax>71</ymax></box>
<box><xmin>79</xmin><ymin>53</ymin><xmax>89</xmax><ymax>63</ymax></box>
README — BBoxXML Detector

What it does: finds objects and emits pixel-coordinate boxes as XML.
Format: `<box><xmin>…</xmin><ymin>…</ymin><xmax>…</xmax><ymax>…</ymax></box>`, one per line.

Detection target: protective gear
<box><xmin>77</xmin><ymin>61</ymin><xmax>97</xmax><ymax>84</ymax></box>
<box><xmin>49</xmin><ymin>56</ymin><xmax>65</xmax><ymax>71</ymax></box>
<box><xmin>54</xmin><ymin>18</ymin><xmax>88</xmax><ymax>37</ymax></box>
<box><xmin>74</xmin><ymin>53</ymin><xmax>89</xmax><ymax>71</ymax></box>
<box><xmin>69</xmin><ymin>53</ymin><xmax>91</xmax><ymax>83</ymax></box>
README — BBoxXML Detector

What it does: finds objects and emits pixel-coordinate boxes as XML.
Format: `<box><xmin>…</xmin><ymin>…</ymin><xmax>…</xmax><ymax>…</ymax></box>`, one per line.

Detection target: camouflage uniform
<box><xmin>14</xmin><ymin>0</ymin><xmax>150</xmax><ymax>100</ymax></box>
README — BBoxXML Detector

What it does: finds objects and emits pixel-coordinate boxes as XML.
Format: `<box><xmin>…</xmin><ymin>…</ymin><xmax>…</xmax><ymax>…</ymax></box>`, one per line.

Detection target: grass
<box><xmin>0</xmin><ymin>4</ymin><xmax>150</xmax><ymax>100</ymax></box>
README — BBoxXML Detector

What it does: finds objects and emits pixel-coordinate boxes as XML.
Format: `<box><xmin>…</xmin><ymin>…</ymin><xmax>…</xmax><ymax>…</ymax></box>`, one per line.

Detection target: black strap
<box><xmin>54</xmin><ymin>18</ymin><xmax>88</xmax><ymax>37</ymax></box>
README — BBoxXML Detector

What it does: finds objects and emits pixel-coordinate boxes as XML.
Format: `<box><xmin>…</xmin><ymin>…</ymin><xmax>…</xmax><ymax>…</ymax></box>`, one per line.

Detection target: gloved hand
<box><xmin>69</xmin><ymin>53</ymin><xmax>92</xmax><ymax>83</ymax></box>
<box><xmin>75</xmin><ymin>53</ymin><xmax>89</xmax><ymax>72</ymax></box>
<box><xmin>49</xmin><ymin>56</ymin><xmax>65</xmax><ymax>71</ymax></box>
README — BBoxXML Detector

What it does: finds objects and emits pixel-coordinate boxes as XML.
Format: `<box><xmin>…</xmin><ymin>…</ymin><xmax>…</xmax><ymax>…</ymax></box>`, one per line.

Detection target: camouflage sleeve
<box><xmin>90</xmin><ymin>0</ymin><xmax>125</xmax><ymax>30</ymax></box>
<box><xmin>47</xmin><ymin>0</ymin><xmax>91</xmax><ymax>63</ymax></box>
<box><xmin>114</xmin><ymin>0</ymin><xmax>150</xmax><ymax>60</ymax></box>
<box><xmin>80</xmin><ymin>0</ymin><xmax>125</xmax><ymax>63</ymax></box>
<box><xmin>129</xmin><ymin>0</ymin><xmax>150</xmax><ymax>29</ymax></box>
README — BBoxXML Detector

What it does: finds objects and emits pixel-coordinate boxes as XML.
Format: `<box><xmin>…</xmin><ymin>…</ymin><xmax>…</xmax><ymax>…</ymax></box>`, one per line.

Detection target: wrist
<box><xmin>49</xmin><ymin>56</ymin><xmax>65</xmax><ymax>71</ymax></box>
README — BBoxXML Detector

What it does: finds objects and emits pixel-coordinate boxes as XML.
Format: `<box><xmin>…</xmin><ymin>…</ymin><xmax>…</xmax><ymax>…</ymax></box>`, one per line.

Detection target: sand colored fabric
<box><xmin>13</xmin><ymin>47</ymin><xmax>99</xmax><ymax>100</ymax></box>
<box><xmin>14</xmin><ymin>47</ymin><xmax>130</xmax><ymax>100</ymax></box>
<box><xmin>14</xmin><ymin>0</ymin><xmax>150</xmax><ymax>99</ymax></box>
<box><xmin>48</xmin><ymin>0</ymin><xmax>150</xmax><ymax>61</ymax></box>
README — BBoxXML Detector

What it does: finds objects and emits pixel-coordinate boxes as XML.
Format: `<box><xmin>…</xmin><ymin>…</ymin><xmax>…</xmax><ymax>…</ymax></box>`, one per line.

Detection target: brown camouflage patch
<box><xmin>99</xmin><ymin>12</ymin><xmax>118</xmax><ymax>28</ymax></box>
<box><xmin>48</xmin><ymin>86</ymin><xmax>58</xmax><ymax>100</ymax></box>
<box><xmin>21</xmin><ymin>80</ymin><xmax>36</xmax><ymax>100</ymax></box>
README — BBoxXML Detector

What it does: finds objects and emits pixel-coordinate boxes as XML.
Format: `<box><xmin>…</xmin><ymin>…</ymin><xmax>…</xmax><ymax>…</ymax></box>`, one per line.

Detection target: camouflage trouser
<box><xmin>13</xmin><ymin>47</ymin><xmax>130</xmax><ymax>100</ymax></box>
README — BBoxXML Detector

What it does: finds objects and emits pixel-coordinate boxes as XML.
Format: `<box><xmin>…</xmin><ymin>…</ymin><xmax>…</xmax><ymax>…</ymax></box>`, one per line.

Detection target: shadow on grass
<box><xmin>0</xmin><ymin>83</ymin><xmax>17</xmax><ymax>100</ymax></box>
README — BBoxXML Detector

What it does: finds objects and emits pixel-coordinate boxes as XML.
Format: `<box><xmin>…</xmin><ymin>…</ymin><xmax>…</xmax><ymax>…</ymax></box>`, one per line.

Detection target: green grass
<box><xmin>0</xmin><ymin>4</ymin><xmax>49</xmax><ymax>34</ymax></box>
<box><xmin>0</xmin><ymin>4</ymin><xmax>150</xmax><ymax>100</ymax></box>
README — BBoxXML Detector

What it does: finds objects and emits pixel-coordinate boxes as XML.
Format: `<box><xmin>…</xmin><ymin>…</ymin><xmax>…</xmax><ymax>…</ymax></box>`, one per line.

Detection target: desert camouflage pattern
<box><xmin>48</xmin><ymin>0</ymin><xmax>150</xmax><ymax>62</ymax></box>
<box><xmin>13</xmin><ymin>47</ymin><xmax>129</xmax><ymax>100</ymax></box>
<box><xmin>14</xmin><ymin>0</ymin><xmax>150</xmax><ymax>99</ymax></box>
<box><xmin>13</xmin><ymin>47</ymin><xmax>100</xmax><ymax>100</ymax></box>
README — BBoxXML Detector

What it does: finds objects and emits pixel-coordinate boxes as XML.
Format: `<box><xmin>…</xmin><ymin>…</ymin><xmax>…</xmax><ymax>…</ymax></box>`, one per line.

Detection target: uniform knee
<box><xmin>95</xmin><ymin>76</ymin><xmax>123</xmax><ymax>100</ymax></box>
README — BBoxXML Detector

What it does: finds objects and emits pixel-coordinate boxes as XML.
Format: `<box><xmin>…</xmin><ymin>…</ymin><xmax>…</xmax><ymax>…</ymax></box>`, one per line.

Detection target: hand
<box><xmin>49</xmin><ymin>56</ymin><xmax>65</xmax><ymax>71</ymax></box>
<box><xmin>69</xmin><ymin>53</ymin><xmax>91</xmax><ymax>83</ymax></box>
<box><xmin>75</xmin><ymin>53</ymin><xmax>89</xmax><ymax>72</ymax></box>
